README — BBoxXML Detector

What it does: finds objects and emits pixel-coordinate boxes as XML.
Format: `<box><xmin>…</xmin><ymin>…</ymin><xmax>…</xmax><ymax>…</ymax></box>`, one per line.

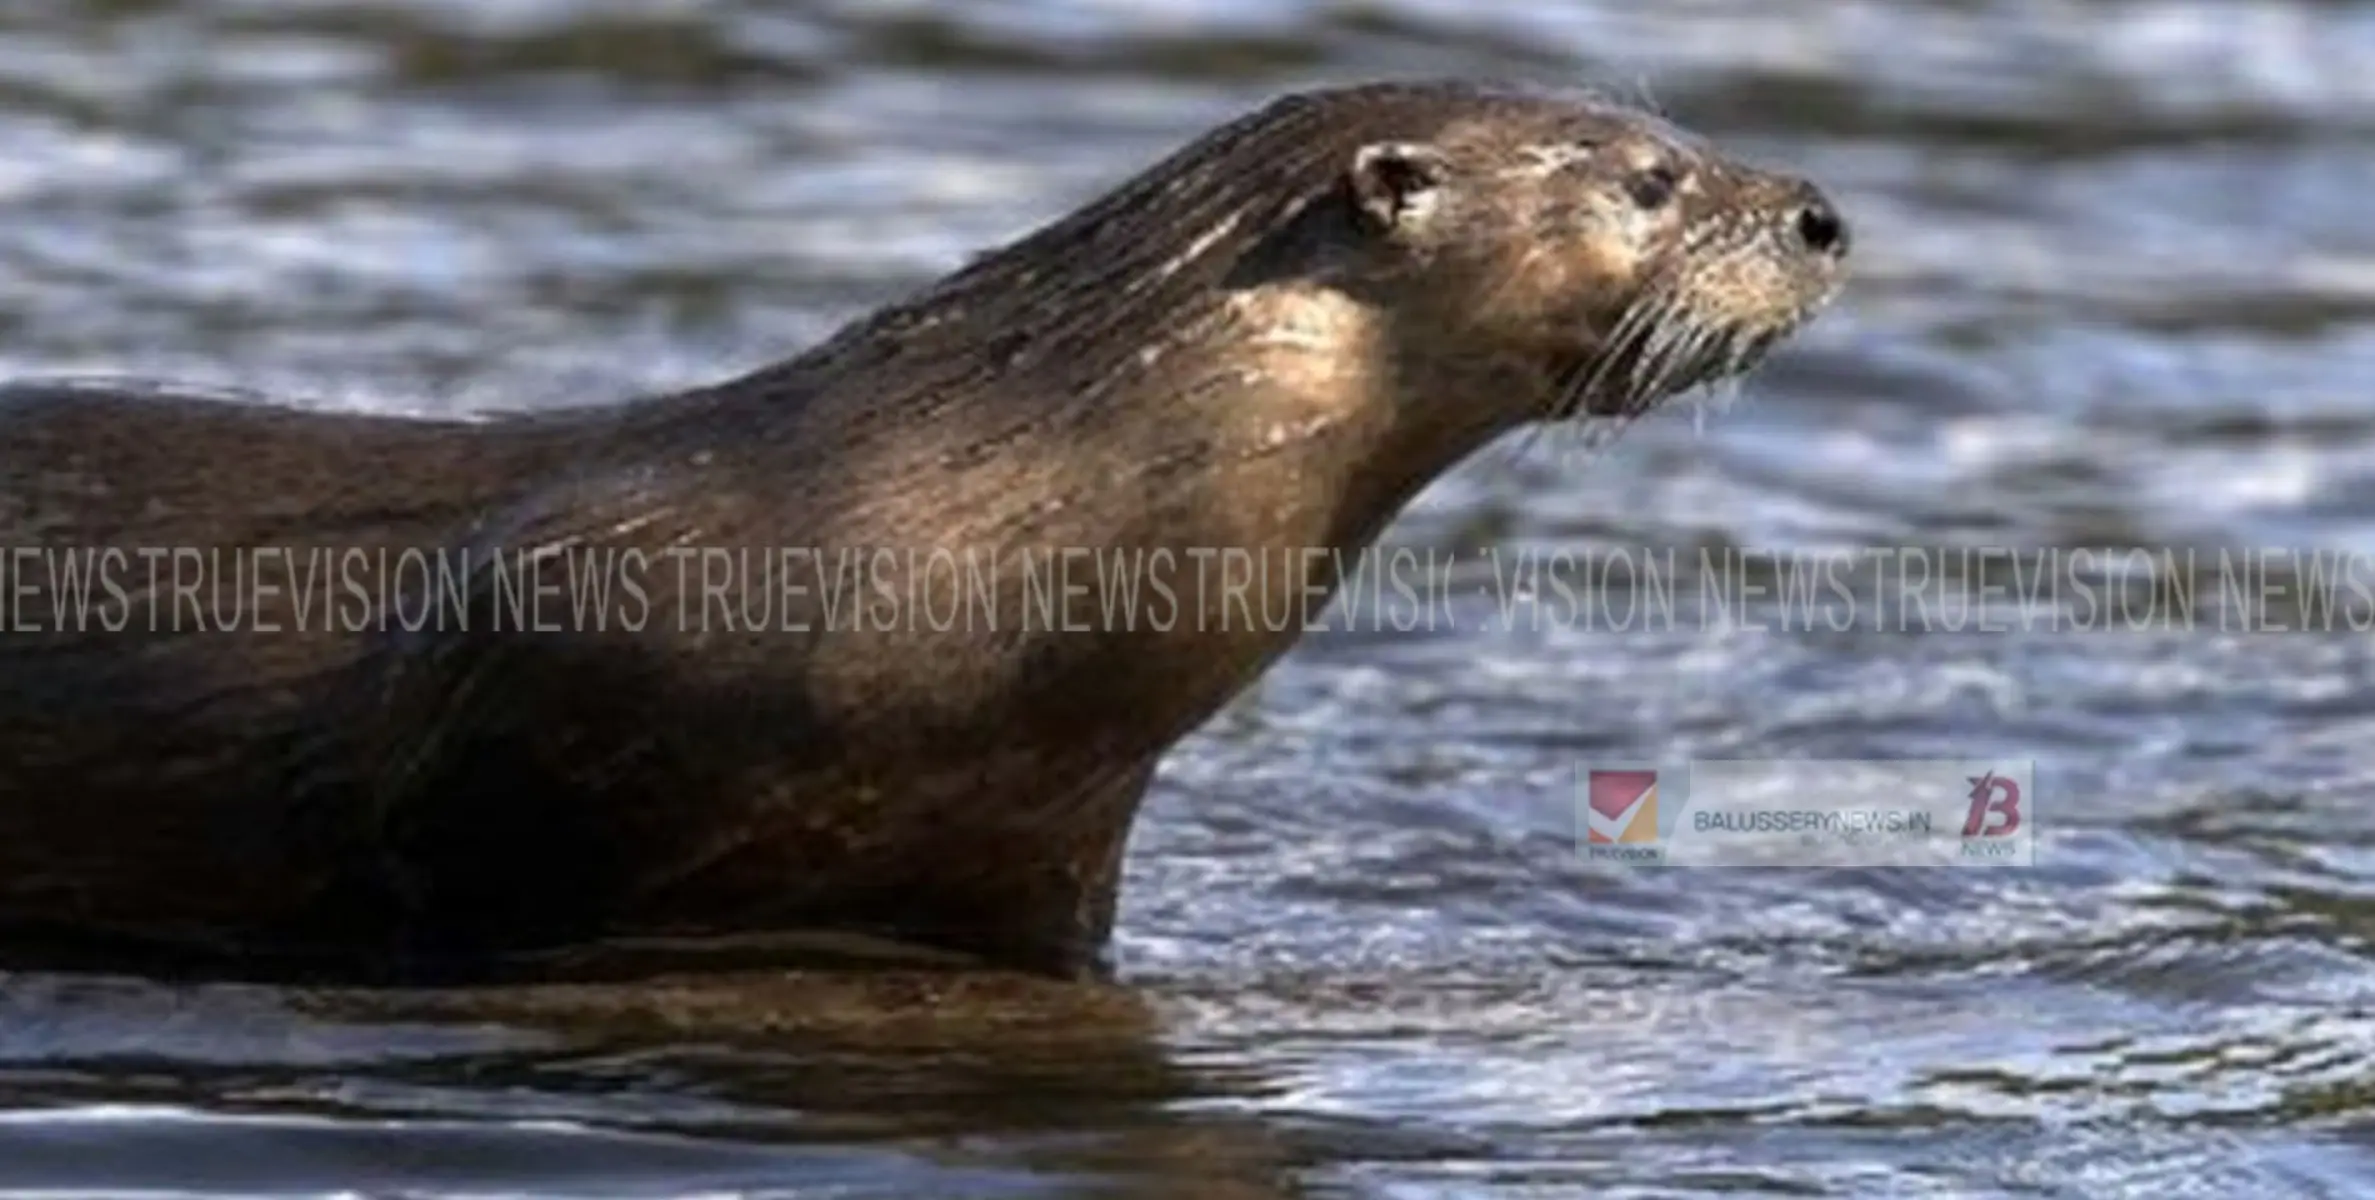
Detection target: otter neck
<box><xmin>1166</xmin><ymin>279</ymin><xmax>1547</xmax><ymax>551</ymax></box>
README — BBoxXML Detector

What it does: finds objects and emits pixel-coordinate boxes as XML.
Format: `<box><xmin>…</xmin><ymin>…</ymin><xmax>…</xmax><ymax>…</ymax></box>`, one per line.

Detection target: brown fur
<box><xmin>0</xmin><ymin>80</ymin><xmax>1846</xmax><ymax>979</ymax></box>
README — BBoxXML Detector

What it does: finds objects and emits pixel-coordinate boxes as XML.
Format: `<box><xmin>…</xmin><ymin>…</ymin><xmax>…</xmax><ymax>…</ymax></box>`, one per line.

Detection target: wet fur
<box><xmin>0</xmin><ymin>81</ymin><xmax>1843</xmax><ymax>980</ymax></box>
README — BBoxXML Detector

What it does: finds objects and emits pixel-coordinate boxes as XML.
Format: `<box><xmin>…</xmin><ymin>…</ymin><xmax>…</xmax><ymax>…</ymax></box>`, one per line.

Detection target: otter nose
<box><xmin>1793</xmin><ymin>197</ymin><xmax>1849</xmax><ymax>259</ymax></box>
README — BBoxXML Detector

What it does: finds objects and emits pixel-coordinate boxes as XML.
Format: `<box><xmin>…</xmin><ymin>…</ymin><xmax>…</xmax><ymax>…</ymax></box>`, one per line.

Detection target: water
<box><xmin>4</xmin><ymin>0</ymin><xmax>2375</xmax><ymax>1194</ymax></box>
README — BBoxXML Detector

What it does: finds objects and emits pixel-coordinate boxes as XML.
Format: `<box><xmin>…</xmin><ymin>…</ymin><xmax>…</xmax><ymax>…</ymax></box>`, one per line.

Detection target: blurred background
<box><xmin>3</xmin><ymin>0</ymin><xmax>2375</xmax><ymax>1196</ymax></box>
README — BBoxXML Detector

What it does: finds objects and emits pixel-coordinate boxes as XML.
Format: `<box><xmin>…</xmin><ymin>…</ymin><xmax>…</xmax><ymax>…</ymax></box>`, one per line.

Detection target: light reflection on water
<box><xmin>1</xmin><ymin>0</ymin><xmax>2374</xmax><ymax>1195</ymax></box>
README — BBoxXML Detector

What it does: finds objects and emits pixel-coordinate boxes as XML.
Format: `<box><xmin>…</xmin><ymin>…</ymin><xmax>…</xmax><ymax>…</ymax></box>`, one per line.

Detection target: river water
<box><xmin>3</xmin><ymin>0</ymin><xmax>2375</xmax><ymax>1196</ymax></box>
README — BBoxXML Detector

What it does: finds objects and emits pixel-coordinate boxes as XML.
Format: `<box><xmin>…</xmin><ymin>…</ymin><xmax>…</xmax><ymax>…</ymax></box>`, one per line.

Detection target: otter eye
<box><xmin>1626</xmin><ymin>166</ymin><xmax>1679</xmax><ymax>210</ymax></box>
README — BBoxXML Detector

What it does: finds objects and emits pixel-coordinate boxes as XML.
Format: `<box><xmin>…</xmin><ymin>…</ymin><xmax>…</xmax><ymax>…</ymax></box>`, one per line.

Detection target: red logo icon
<box><xmin>1587</xmin><ymin>770</ymin><xmax>1660</xmax><ymax>844</ymax></box>
<box><xmin>1962</xmin><ymin>771</ymin><xmax>2022</xmax><ymax>838</ymax></box>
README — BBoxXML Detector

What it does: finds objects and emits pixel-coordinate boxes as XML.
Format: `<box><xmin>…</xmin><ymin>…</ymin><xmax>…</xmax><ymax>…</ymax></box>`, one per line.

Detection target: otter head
<box><xmin>804</xmin><ymin>81</ymin><xmax>1848</xmax><ymax>477</ymax></box>
<box><xmin>1326</xmin><ymin>85</ymin><xmax>1848</xmax><ymax>427</ymax></box>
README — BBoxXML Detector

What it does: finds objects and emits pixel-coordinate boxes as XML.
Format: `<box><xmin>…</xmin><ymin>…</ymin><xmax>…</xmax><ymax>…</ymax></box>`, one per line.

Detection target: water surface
<box><xmin>3</xmin><ymin>0</ymin><xmax>2374</xmax><ymax>1195</ymax></box>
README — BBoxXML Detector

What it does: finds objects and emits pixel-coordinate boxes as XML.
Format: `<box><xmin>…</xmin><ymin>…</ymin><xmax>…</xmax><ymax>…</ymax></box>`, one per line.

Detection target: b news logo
<box><xmin>1961</xmin><ymin>769</ymin><xmax>2026</xmax><ymax>859</ymax></box>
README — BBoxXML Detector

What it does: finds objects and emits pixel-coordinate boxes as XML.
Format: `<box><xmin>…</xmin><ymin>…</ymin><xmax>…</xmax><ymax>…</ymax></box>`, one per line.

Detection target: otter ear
<box><xmin>1349</xmin><ymin>141</ymin><xmax>1452</xmax><ymax>234</ymax></box>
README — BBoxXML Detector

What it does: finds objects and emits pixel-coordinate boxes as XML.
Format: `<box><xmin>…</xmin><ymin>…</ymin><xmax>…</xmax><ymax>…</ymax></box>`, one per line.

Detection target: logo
<box><xmin>1587</xmin><ymin>770</ymin><xmax>1660</xmax><ymax>845</ymax></box>
<box><xmin>1962</xmin><ymin>771</ymin><xmax>2023</xmax><ymax>838</ymax></box>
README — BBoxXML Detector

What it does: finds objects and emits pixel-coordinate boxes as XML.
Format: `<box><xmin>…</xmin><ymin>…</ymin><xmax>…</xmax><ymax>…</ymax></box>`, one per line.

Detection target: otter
<box><xmin>0</xmin><ymin>80</ymin><xmax>1846</xmax><ymax>981</ymax></box>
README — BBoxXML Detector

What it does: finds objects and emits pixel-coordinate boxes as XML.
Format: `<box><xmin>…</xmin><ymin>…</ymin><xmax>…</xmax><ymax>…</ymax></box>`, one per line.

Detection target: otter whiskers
<box><xmin>1531</xmin><ymin>275</ymin><xmax>1781</xmax><ymax>464</ymax></box>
